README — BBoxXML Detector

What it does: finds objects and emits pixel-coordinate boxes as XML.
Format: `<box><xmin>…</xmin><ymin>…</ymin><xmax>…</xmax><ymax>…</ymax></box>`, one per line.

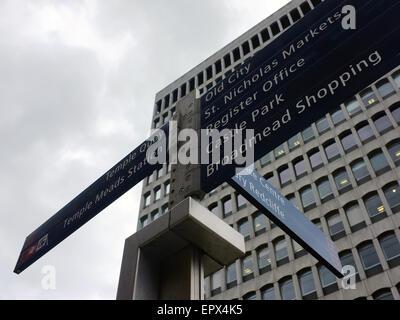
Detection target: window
<box><xmin>280</xmin><ymin>277</ymin><xmax>296</xmax><ymax>300</ymax></box>
<box><xmin>270</xmin><ymin>22</ymin><xmax>280</xmax><ymax>36</ymax></box>
<box><xmin>155</xmin><ymin>100</ymin><xmax>162</xmax><ymax>115</ymax></box>
<box><xmin>278</xmin><ymin>165</ymin><xmax>292</xmax><ymax>187</ymax></box>
<box><xmin>226</xmin><ymin>262</ymin><xmax>237</xmax><ymax>289</ymax></box>
<box><xmin>351</xmin><ymin>159</ymin><xmax>371</xmax><ymax>185</ymax></box>
<box><xmin>356</xmin><ymin>122</ymin><xmax>375</xmax><ymax>144</ymax></box>
<box><xmin>257</xmin><ymin>246</ymin><xmax>271</xmax><ymax>274</ymax></box>
<box><xmin>387</xmin><ymin>140</ymin><xmax>400</xmax><ymax>166</ymax></box>
<box><xmin>316</xmin><ymin>117</ymin><xmax>330</xmax><ymax>134</ymax></box>
<box><xmin>302</xmin><ymin>126</ymin><xmax>314</xmax><ymax>142</ymax></box>
<box><xmin>274</xmin><ymin>143</ymin><xmax>286</xmax><ymax>158</ymax></box>
<box><xmin>327</xmin><ymin>212</ymin><xmax>345</xmax><ymax>240</ymax></box>
<box><xmin>172</xmin><ymin>89</ymin><xmax>178</xmax><ymax>103</ymax></box>
<box><xmin>299</xmin><ymin>269</ymin><xmax>317</xmax><ymax>299</ymax></box>
<box><xmin>157</xmin><ymin>167</ymin><xmax>164</xmax><ymax>179</ymax></box>
<box><xmin>140</xmin><ymin>215</ymin><xmax>148</xmax><ymax>229</ymax></box>
<box><xmin>345</xmin><ymin>203</ymin><xmax>366</xmax><ymax>232</ymax></box>
<box><xmin>241</xmin><ymin>41</ymin><xmax>250</xmax><ymax>56</ymax></box>
<box><xmin>260</xmin><ymin>27</ymin><xmax>270</xmax><ymax>43</ymax></box>
<box><xmin>237</xmin><ymin>194</ymin><xmax>247</xmax><ymax>210</ymax></box>
<box><xmin>290</xmin><ymin>8</ymin><xmax>301</xmax><ymax>23</ymax></box>
<box><xmin>275</xmin><ymin>238</ymin><xmax>289</xmax><ymax>266</ymax></box>
<box><xmin>223</xmin><ymin>197</ymin><xmax>233</xmax><ymax>217</ymax></box>
<box><xmin>324</xmin><ymin>140</ymin><xmax>340</xmax><ymax>162</ymax></box>
<box><xmin>161</xmin><ymin>204</ymin><xmax>169</xmax><ymax>215</ymax></box>
<box><xmin>164</xmin><ymin>94</ymin><xmax>170</xmax><ymax>108</ymax></box>
<box><xmin>373</xmin><ymin>289</ymin><xmax>394</xmax><ymax>300</ymax></box>
<box><xmin>317</xmin><ymin>178</ymin><xmax>333</xmax><ymax>203</ymax></box>
<box><xmin>189</xmin><ymin>77</ymin><xmax>195</xmax><ymax>92</ymax></box>
<box><xmin>300</xmin><ymin>186</ymin><xmax>316</xmax><ymax>211</ymax></box>
<box><xmin>280</xmin><ymin>15</ymin><xmax>291</xmax><ymax>30</ymax></box>
<box><xmin>261</xmin><ymin>285</ymin><xmax>275</xmax><ymax>300</ymax></box>
<box><xmin>287</xmin><ymin>194</ymin><xmax>298</xmax><ymax>209</ymax></box>
<box><xmin>377</xmin><ymin>79</ymin><xmax>395</xmax><ymax>99</ymax></box>
<box><xmin>364</xmin><ymin>192</ymin><xmax>386</xmax><ymax>222</ymax></box>
<box><xmin>208</xmin><ymin>203</ymin><xmax>219</xmax><ymax>216</ymax></box>
<box><xmin>143</xmin><ymin>193</ymin><xmax>151</xmax><ymax>208</ymax></box>
<box><xmin>148</xmin><ymin>171</ymin><xmax>155</xmax><ymax>184</ymax></box>
<box><xmin>251</xmin><ymin>35</ymin><xmax>260</xmax><ymax>49</ymax></box>
<box><xmin>333</xmin><ymin>169</ymin><xmax>352</xmax><ymax>194</ymax></box>
<box><xmin>214</xmin><ymin>60</ymin><xmax>222</xmax><ymax>75</ymax></box>
<box><xmin>360</xmin><ymin>87</ymin><xmax>378</xmax><ymax>107</ymax></box>
<box><xmin>211</xmin><ymin>270</ymin><xmax>222</xmax><ymax>296</ymax></box>
<box><xmin>379</xmin><ymin>233</ymin><xmax>400</xmax><ymax>268</ymax></box>
<box><xmin>288</xmin><ymin>134</ymin><xmax>301</xmax><ymax>150</ymax></box>
<box><xmin>243</xmin><ymin>292</ymin><xmax>257</xmax><ymax>300</ymax></box>
<box><xmin>238</xmin><ymin>219</ymin><xmax>250</xmax><ymax>241</ymax></box>
<box><xmin>311</xmin><ymin>0</ymin><xmax>322</xmax><ymax>7</ymax></box>
<box><xmin>164</xmin><ymin>181</ymin><xmax>170</xmax><ymax>195</ymax></box>
<box><xmin>368</xmin><ymin>150</ymin><xmax>390</xmax><ymax>175</ymax></box>
<box><xmin>154</xmin><ymin>187</ymin><xmax>161</xmax><ymax>202</ymax></box>
<box><xmin>253</xmin><ymin>212</ymin><xmax>266</xmax><ymax>236</ymax></box>
<box><xmin>242</xmin><ymin>255</ymin><xmax>254</xmax><ymax>281</ymax></box>
<box><xmin>331</xmin><ymin>107</ymin><xmax>345</xmax><ymax>125</ymax></box>
<box><xmin>318</xmin><ymin>264</ymin><xmax>338</xmax><ymax>295</ymax></box>
<box><xmin>390</xmin><ymin>103</ymin><xmax>400</xmax><ymax>124</ymax></box>
<box><xmin>151</xmin><ymin>210</ymin><xmax>159</xmax><ymax>221</ymax></box>
<box><xmin>294</xmin><ymin>157</ymin><xmax>307</xmax><ymax>178</ymax></box>
<box><xmin>260</xmin><ymin>152</ymin><xmax>271</xmax><ymax>166</ymax></box>
<box><xmin>373</xmin><ymin>113</ymin><xmax>393</xmax><ymax>134</ymax></box>
<box><xmin>340</xmin><ymin>251</ymin><xmax>359</xmax><ymax>282</ymax></box>
<box><xmin>293</xmin><ymin>240</ymin><xmax>306</xmax><ymax>258</ymax></box>
<box><xmin>197</xmin><ymin>71</ymin><xmax>204</xmax><ymax>86</ymax></box>
<box><xmin>264</xmin><ymin>173</ymin><xmax>275</xmax><ymax>187</ymax></box>
<box><xmin>340</xmin><ymin>131</ymin><xmax>357</xmax><ymax>153</ymax></box>
<box><xmin>358</xmin><ymin>242</ymin><xmax>382</xmax><ymax>277</ymax></box>
<box><xmin>345</xmin><ymin>98</ymin><xmax>361</xmax><ymax>116</ymax></box>
<box><xmin>232</xmin><ymin>47</ymin><xmax>240</xmax><ymax>62</ymax></box>
<box><xmin>300</xmin><ymin>1</ymin><xmax>312</xmax><ymax>15</ymax></box>
<box><xmin>383</xmin><ymin>183</ymin><xmax>400</xmax><ymax>213</ymax></box>
<box><xmin>309</xmin><ymin>149</ymin><xmax>324</xmax><ymax>170</ymax></box>
<box><xmin>393</xmin><ymin>71</ymin><xmax>400</xmax><ymax>87</ymax></box>
<box><xmin>313</xmin><ymin>219</ymin><xmax>323</xmax><ymax>231</ymax></box>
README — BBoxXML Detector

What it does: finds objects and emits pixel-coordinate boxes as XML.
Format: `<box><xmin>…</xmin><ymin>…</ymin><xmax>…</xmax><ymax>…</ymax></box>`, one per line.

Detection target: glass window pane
<box><xmin>211</xmin><ymin>270</ymin><xmax>222</xmax><ymax>290</ymax></box>
<box><xmin>358</xmin><ymin>243</ymin><xmax>381</xmax><ymax>270</ymax></box>
<box><xmin>226</xmin><ymin>263</ymin><xmax>237</xmax><ymax>285</ymax></box>
<box><xmin>244</xmin><ymin>292</ymin><xmax>257</xmax><ymax>300</ymax></box>
<box><xmin>345</xmin><ymin>204</ymin><xmax>364</xmax><ymax>227</ymax></box>
<box><xmin>275</xmin><ymin>239</ymin><xmax>288</xmax><ymax>261</ymax></box>
<box><xmin>369</xmin><ymin>151</ymin><xmax>389</xmax><ymax>173</ymax></box>
<box><xmin>351</xmin><ymin>160</ymin><xmax>370</xmax><ymax>183</ymax></box>
<box><xmin>302</xmin><ymin>127</ymin><xmax>314</xmax><ymax>142</ymax></box>
<box><xmin>357</xmin><ymin>123</ymin><xmax>375</xmax><ymax>143</ymax></box>
<box><xmin>301</xmin><ymin>187</ymin><xmax>315</xmax><ymax>208</ymax></box>
<box><xmin>258</xmin><ymin>247</ymin><xmax>271</xmax><ymax>270</ymax></box>
<box><xmin>317</xmin><ymin>179</ymin><xmax>333</xmax><ymax>201</ymax></box>
<box><xmin>327</xmin><ymin>213</ymin><xmax>344</xmax><ymax>236</ymax></box>
<box><xmin>237</xmin><ymin>194</ymin><xmax>247</xmax><ymax>209</ymax></box>
<box><xmin>387</xmin><ymin>142</ymin><xmax>400</xmax><ymax>165</ymax></box>
<box><xmin>294</xmin><ymin>158</ymin><xmax>307</xmax><ymax>177</ymax></box>
<box><xmin>280</xmin><ymin>278</ymin><xmax>296</xmax><ymax>300</ymax></box>
<box><xmin>331</xmin><ymin>107</ymin><xmax>345</xmax><ymax>125</ymax></box>
<box><xmin>346</xmin><ymin>98</ymin><xmax>361</xmax><ymax>116</ymax></box>
<box><xmin>274</xmin><ymin>144</ymin><xmax>286</xmax><ymax>158</ymax></box>
<box><xmin>289</xmin><ymin>134</ymin><xmax>301</xmax><ymax>150</ymax></box>
<box><xmin>144</xmin><ymin>193</ymin><xmax>151</xmax><ymax>207</ymax></box>
<box><xmin>341</xmin><ymin>132</ymin><xmax>357</xmax><ymax>152</ymax></box>
<box><xmin>324</xmin><ymin>141</ymin><xmax>340</xmax><ymax>161</ymax></box>
<box><xmin>299</xmin><ymin>270</ymin><xmax>316</xmax><ymax>296</ymax></box>
<box><xmin>361</xmin><ymin>88</ymin><xmax>378</xmax><ymax>106</ymax></box>
<box><xmin>279</xmin><ymin>167</ymin><xmax>292</xmax><ymax>185</ymax></box>
<box><xmin>223</xmin><ymin>198</ymin><xmax>232</xmax><ymax>217</ymax></box>
<box><xmin>340</xmin><ymin>251</ymin><xmax>358</xmax><ymax>274</ymax></box>
<box><xmin>260</xmin><ymin>153</ymin><xmax>271</xmax><ymax>166</ymax></box>
<box><xmin>391</xmin><ymin>106</ymin><xmax>400</xmax><ymax>123</ymax></box>
<box><xmin>334</xmin><ymin>170</ymin><xmax>351</xmax><ymax>191</ymax></box>
<box><xmin>374</xmin><ymin>290</ymin><xmax>394</xmax><ymax>300</ymax></box>
<box><xmin>377</xmin><ymin>80</ymin><xmax>395</xmax><ymax>98</ymax></box>
<box><xmin>318</xmin><ymin>265</ymin><xmax>336</xmax><ymax>287</ymax></box>
<box><xmin>262</xmin><ymin>286</ymin><xmax>275</xmax><ymax>300</ymax></box>
<box><xmin>253</xmin><ymin>213</ymin><xmax>266</xmax><ymax>233</ymax></box>
<box><xmin>242</xmin><ymin>256</ymin><xmax>254</xmax><ymax>277</ymax></box>
<box><xmin>238</xmin><ymin>220</ymin><xmax>250</xmax><ymax>239</ymax></box>
<box><xmin>364</xmin><ymin>193</ymin><xmax>385</xmax><ymax>218</ymax></box>
<box><xmin>383</xmin><ymin>184</ymin><xmax>400</xmax><ymax>211</ymax></box>
<box><xmin>309</xmin><ymin>150</ymin><xmax>323</xmax><ymax>169</ymax></box>
<box><xmin>316</xmin><ymin>117</ymin><xmax>330</xmax><ymax>133</ymax></box>
<box><xmin>374</xmin><ymin>114</ymin><xmax>393</xmax><ymax>134</ymax></box>
<box><xmin>380</xmin><ymin>234</ymin><xmax>400</xmax><ymax>261</ymax></box>
<box><xmin>140</xmin><ymin>215</ymin><xmax>148</xmax><ymax>228</ymax></box>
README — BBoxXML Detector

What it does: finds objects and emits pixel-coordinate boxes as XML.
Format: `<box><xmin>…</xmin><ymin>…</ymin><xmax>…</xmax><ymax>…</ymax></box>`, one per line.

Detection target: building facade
<box><xmin>137</xmin><ymin>0</ymin><xmax>400</xmax><ymax>300</ymax></box>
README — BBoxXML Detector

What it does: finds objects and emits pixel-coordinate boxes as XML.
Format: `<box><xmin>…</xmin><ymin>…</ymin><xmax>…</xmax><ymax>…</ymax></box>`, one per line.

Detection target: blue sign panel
<box><xmin>14</xmin><ymin>124</ymin><xmax>169</xmax><ymax>274</ymax></box>
<box><xmin>230</xmin><ymin>169</ymin><xmax>343</xmax><ymax>278</ymax></box>
<box><xmin>201</xmin><ymin>0</ymin><xmax>400</xmax><ymax>192</ymax></box>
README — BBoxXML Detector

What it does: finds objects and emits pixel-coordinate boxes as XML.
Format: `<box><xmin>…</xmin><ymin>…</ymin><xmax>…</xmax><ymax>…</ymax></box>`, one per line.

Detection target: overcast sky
<box><xmin>0</xmin><ymin>0</ymin><xmax>290</xmax><ymax>300</ymax></box>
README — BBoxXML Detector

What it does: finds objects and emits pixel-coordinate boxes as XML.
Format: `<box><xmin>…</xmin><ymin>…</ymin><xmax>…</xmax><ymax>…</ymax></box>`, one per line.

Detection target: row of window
<box><xmin>207</xmin><ymin>231</ymin><xmax>400</xmax><ymax>299</ymax></box>
<box><xmin>153</xmin><ymin>0</ymin><xmax>322</xmax><ymax>120</ymax></box>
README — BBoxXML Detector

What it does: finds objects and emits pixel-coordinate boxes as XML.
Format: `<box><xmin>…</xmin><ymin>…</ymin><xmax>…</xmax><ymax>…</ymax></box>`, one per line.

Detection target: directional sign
<box><xmin>14</xmin><ymin>124</ymin><xmax>169</xmax><ymax>274</ymax></box>
<box><xmin>200</xmin><ymin>0</ymin><xmax>400</xmax><ymax>192</ymax></box>
<box><xmin>229</xmin><ymin>169</ymin><xmax>343</xmax><ymax>278</ymax></box>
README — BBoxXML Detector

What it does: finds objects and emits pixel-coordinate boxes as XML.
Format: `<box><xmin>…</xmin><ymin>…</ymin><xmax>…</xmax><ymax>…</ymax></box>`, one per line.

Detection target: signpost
<box><xmin>229</xmin><ymin>169</ymin><xmax>343</xmax><ymax>277</ymax></box>
<box><xmin>14</xmin><ymin>124</ymin><xmax>169</xmax><ymax>274</ymax></box>
<box><xmin>201</xmin><ymin>0</ymin><xmax>400</xmax><ymax>192</ymax></box>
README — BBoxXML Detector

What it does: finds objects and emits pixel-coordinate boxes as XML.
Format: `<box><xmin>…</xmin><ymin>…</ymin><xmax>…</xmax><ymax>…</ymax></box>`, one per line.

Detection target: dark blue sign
<box><xmin>201</xmin><ymin>0</ymin><xmax>400</xmax><ymax>192</ymax></box>
<box><xmin>229</xmin><ymin>169</ymin><xmax>343</xmax><ymax>278</ymax></box>
<box><xmin>14</xmin><ymin>124</ymin><xmax>169</xmax><ymax>274</ymax></box>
